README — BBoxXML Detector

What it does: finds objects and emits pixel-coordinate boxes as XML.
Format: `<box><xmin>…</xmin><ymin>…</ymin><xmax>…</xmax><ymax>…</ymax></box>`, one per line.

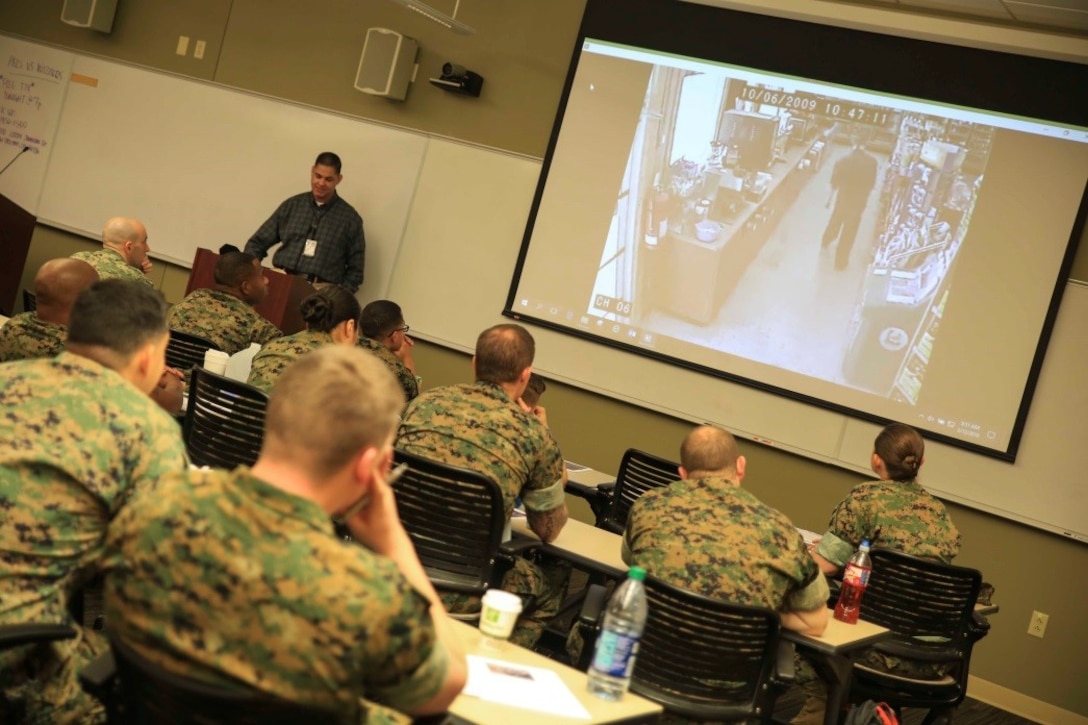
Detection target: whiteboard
<box><xmin>0</xmin><ymin>36</ymin><xmax>72</xmax><ymax>215</ymax></box>
<box><xmin>393</xmin><ymin>140</ymin><xmax>1087</xmax><ymax>543</ymax></box>
<box><xmin>37</xmin><ymin>54</ymin><xmax>428</xmax><ymax>300</ymax></box>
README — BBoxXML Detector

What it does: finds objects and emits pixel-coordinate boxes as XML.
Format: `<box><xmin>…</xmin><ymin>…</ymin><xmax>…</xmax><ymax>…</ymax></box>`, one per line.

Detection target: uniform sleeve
<box><xmin>362</xmin><ymin>578</ymin><xmax>450</xmax><ymax>711</ymax></box>
<box><xmin>519</xmin><ymin>423</ymin><xmax>565</xmax><ymax>514</ymax></box>
<box><xmin>253</xmin><ymin>317</ymin><xmax>283</xmax><ymax>346</ymax></box>
<box><xmin>815</xmin><ymin>486</ymin><xmax>875</xmax><ymax>567</ymax></box>
<box><xmin>784</xmin><ymin>569</ymin><xmax>830</xmax><ymax>613</ymax></box>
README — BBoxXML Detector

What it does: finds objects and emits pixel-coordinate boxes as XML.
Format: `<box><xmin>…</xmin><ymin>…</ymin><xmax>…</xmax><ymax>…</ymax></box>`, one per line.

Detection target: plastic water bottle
<box><xmin>587</xmin><ymin>566</ymin><xmax>648</xmax><ymax>700</ymax></box>
<box><xmin>833</xmin><ymin>540</ymin><xmax>872</xmax><ymax>624</ymax></box>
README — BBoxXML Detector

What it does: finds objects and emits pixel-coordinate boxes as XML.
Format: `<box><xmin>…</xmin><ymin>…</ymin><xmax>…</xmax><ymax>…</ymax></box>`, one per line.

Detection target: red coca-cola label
<box><xmin>842</xmin><ymin>563</ymin><xmax>870</xmax><ymax>587</ymax></box>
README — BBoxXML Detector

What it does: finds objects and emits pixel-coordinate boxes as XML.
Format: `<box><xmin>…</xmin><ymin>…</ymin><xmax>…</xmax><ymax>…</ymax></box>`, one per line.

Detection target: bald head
<box><xmin>33</xmin><ymin>258</ymin><xmax>99</xmax><ymax>326</ymax></box>
<box><xmin>101</xmin><ymin>216</ymin><xmax>150</xmax><ymax>268</ymax></box>
<box><xmin>680</xmin><ymin>425</ymin><xmax>744</xmax><ymax>480</ymax></box>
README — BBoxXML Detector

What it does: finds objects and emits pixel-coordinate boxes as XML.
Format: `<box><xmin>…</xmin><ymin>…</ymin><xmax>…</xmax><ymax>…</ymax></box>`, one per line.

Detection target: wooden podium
<box><xmin>0</xmin><ymin>194</ymin><xmax>35</xmax><ymax>316</ymax></box>
<box><xmin>185</xmin><ymin>248</ymin><xmax>314</xmax><ymax>334</ymax></box>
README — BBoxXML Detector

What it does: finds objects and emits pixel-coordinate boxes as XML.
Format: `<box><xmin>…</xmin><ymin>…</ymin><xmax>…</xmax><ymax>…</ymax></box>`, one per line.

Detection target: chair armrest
<box><xmin>773</xmin><ymin>640</ymin><xmax>796</xmax><ymax>686</ymax></box>
<box><xmin>566</xmin><ymin>481</ymin><xmax>614</xmax><ymax>523</ymax></box>
<box><xmin>499</xmin><ymin>536</ymin><xmax>542</xmax><ymax>558</ymax></box>
<box><xmin>78</xmin><ymin>650</ymin><xmax>117</xmax><ymax>703</ymax></box>
<box><xmin>872</xmin><ymin>637</ymin><xmax>962</xmax><ymax>664</ymax></box>
<box><xmin>0</xmin><ymin>623</ymin><xmax>77</xmax><ymax>649</ymax></box>
<box><xmin>577</xmin><ymin>583</ymin><xmax>609</xmax><ymax>629</ymax></box>
<box><xmin>968</xmin><ymin>612</ymin><xmax>991</xmax><ymax>643</ymax></box>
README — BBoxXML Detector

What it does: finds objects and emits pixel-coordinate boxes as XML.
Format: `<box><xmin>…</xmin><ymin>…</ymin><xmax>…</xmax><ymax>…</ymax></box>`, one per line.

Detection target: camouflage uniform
<box><xmin>246</xmin><ymin>329</ymin><xmax>333</xmax><ymax>393</ymax></box>
<box><xmin>358</xmin><ymin>336</ymin><xmax>418</xmax><ymax>402</ymax></box>
<box><xmin>0</xmin><ymin>313</ymin><xmax>66</xmax><ymax>363</ymax></box>
<box><xmin>70</xmin><ymin>249</ymin><xmax>151</xmax><ymax>286</ymax></box>
<box><xmin>814</xmin><ymin>478</ymin><xmax>961</xmax><ymax>678</ymax></box>
<box><xmin>397</xmin><ymin>382</ymin><xmax>568</xmax><ymax>646</ymax></box>
<box><xmin>623</xmin><ymin>477</ymin><xmax>828</xmax><ymax>610</ymax></box>
<box><xmin>102</xmin><ymin>467</ymin><xmax>450</xmax><ymax>722</ymax></box>
<box><xmin>167</xmin><ymin>288</ymin><xmax>282</xmax><ymax>355</ymax></box>
<box><xmin>0</xmin><ymin>352</ymin><xmax>188</xmax><ymax>724</ymax></box>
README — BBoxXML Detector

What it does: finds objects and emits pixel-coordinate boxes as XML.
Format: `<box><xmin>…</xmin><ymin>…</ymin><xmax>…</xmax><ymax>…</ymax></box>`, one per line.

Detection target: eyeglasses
<box><xmin>390</xmin><ymin>324</ymin><xmax>409</xmax><ymax>337</ymax></box>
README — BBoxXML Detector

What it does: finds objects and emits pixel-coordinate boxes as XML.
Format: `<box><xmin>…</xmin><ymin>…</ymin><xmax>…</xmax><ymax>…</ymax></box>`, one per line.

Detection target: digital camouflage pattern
<box><xmin>358</xmin><ymin>336</ymin><xmax>418</xmax><ymax>402</ymax></box>
<box><xmin>624</xmin><ymin>476</ymin><xmax>827</xmax><ymax>611</ymax></box>
<box><xmin>70</xmin><ymin>249</ymin><xmax>151</xmax><ymax>286</ymax></box>
<box><xmin>0</xmin><ymin>312</ymin><xmax>66</xmax><ymax>363</ymax></box>
<box><xmin>810</xmin><ymin>478</ymin><xmax>962</xmax><ymax>682</ymax></box>
<box><xmin>246</xmin><ymin>329</ymin><xmax>334</xmax><ymax>392</ymax></box>
<box><xmin>397</xmin><ymin>382</ymin><xmax>565</xmax><ymax>521</ymax></box>
<box><xmin>102</xmin><ymin>467</ymin><xmax>449</xmax><ymax>721</ymax></box>
<box><xmin>396</xmin><ymin>381</ymin><xmax>568</xmax><ymax>645</ymax></box>
<box><xmin>0</xmin><ymin>352</ymin><xmax>187</xmax><ymax>724</ymax></box>
<box><xmin>167</xmin><ymin>288</ymin><xmax>282</xmax><ymax>355</ymax></box>
<box><xmin>814</xmin><ymin>479</ymin><xmax>961</xmax><ymax>568</ymax></box>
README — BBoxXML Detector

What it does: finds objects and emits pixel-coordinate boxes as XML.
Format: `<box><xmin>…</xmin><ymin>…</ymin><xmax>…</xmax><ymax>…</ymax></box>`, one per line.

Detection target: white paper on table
<box><xmin>797</xmin><ymin>527</ymin><xmax>822</xmax><ymax>546</ymax></box>
<box><xmin>564</xmin><ymin>460</ymin><xmax>591</xmax><ymax>472</ymax></box>
<box><xmin>463</xmin><ymin>654</ymin><xmax>591</xmax><ymax>720</ymax></box>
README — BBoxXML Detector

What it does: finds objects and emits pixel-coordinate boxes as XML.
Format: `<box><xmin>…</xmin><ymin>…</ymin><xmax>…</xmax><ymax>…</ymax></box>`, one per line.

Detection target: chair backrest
<box><xmin>631</xmin><ymin>574</ymin><xmax>783</xmax><ymax>722</ymax></box>
<box><xmin>166</xmin><ymin>329</ymin><xmax>217</xmax><ymax>374</ymax></box>
<box><xmin>392</xmin><ymin>449</ymin><xmax>506</xmax><ymax>596</ymax></box>
<box><xmin>182</xmin><ymin>366</ymin><xmax>269</xmax><ymax>469</ymax></box>
<box><xmin>863</xmin><ymin>548</ymin><xmax>982</xmax><ymax>652</ymax></box>
<box><xmin>600</xmin><ymin>448</ymin><xmax>679</xmax><ymax>533</ymax></box>
<box><xmin>108</xmin><ymin>637</ymin><xmax>349</xmax><ymax>724</ymax></box>
<box><xmin>22</xmin><ymin>289</ymin><xmax>36</xmax><ymax>312</ymax></box>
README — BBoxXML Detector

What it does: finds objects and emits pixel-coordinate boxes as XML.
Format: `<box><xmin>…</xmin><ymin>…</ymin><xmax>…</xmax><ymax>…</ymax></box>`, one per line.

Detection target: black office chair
<box><xmin>79</xmin><ymin>637</ymin><xmax>351</xmax><ymax>724</ymax></box>
<box><xmin>847</xmin><ymin>549</ymin><xmax>987</xmax><ymax>725</ymax></box>
<box><xmin>182</xmin><ymin>366</ymin><xmax>269</xmax><ymax>469</ymax></box>
<box><xmin>22</xmin><ymin>289</ymin><xmax>37</xmax><ymax>313</ymax></box>
<box><xmin>595</xmin><ymin>448</ymin><xmax>679</xmax><ymax>534</ymax></box>
<box><xmin>575</xmin><ymin>575</ymin><xmax>793</xmax><ymax>723</ymax></box>
<box><xmin>390</xmin><ymin>449</ymin><xmax>540</xmax><ymax>618</ymax></box>
<box><xmin>166</xmin><ymin>329</ymin><xmax>217</xmax><ymax>375</ymax></box>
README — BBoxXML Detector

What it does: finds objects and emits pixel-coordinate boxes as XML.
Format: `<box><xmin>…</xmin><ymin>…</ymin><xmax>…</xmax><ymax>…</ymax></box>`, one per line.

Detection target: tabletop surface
<box><xmin>448</xmin><ymin>620</ymin><xmax>662</xmax><ymax>724</ymax></box>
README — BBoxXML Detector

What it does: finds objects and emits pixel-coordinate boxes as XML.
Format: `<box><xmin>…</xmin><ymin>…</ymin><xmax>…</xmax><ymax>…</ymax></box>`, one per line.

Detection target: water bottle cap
<box><xmin>628</xmin><ymin>566</ymin><xmax>647</xmax><ymax>582</ymax></box>
<box><xmin>859</xmin><ymin>540</ymin><xmax>871</xmax><ymax>550</ymax></box>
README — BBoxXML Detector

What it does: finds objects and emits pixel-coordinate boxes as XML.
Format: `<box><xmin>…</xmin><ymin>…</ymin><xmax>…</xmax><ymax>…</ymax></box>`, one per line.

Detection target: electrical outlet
<box><xmin>175</xmin><ymin>36</ymin><xmax>190</xmax><ymax>57</ymax></box>
<box><xmin>194</xmin><ymin>40</ymin><xmax>206</xmax><ymax>60</ymax></box>
<box><xmin>1028</xmin><ymin>610</ymin><xmax>1049</xmax><ymax>638</ymax></box>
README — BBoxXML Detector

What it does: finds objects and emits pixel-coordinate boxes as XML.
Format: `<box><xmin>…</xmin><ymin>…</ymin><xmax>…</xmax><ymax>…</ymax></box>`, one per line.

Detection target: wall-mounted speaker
<box><xmin>61</xmin><ymin>0</ymin><xmax>118</xmax><ymax>32</ymax></box>
<box><xmin>354</xmin><ymin>28</ymin><xmax>419</xmax><ymax>101</ymax></box>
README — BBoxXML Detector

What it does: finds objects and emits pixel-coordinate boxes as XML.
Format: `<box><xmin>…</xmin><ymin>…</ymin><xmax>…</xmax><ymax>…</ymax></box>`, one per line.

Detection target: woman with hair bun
<box><xmin>247</xmin><ymin>286</ymin><xmax>360</xmax><ymax>392</ymax></box>
<box><xmin>791</xmin><ymin>422</ymin><xmax>962</xmax><ymax>724</ymax></box>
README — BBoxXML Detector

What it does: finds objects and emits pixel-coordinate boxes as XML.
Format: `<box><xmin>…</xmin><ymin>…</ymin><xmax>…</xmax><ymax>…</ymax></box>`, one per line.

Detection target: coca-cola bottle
<box><xmin>833</xmin><ymin>540</ymin><xmax>872</xmax><ymax>624</ymax></box>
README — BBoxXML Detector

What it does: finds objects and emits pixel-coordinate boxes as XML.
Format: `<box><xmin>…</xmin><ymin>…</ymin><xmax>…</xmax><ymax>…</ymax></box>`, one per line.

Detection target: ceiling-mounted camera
<box><xmin>429</xmin><ymin>61</ymin><xmax>483</xmax><ymax>97</ymax></box>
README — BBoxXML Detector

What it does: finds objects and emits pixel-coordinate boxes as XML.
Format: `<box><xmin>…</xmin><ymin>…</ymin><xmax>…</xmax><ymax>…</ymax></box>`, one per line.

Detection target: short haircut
<box><xmin>680</xmin><ymin>425</ymin><xmax>739</xmax><ymax>475</ymax></box>
<box><xmin>360</xmin><ymin>300</ymin><xmax>404</xmax><ymax>339</ymax></box>
<box><xmin>264</xmin><ymin>346</ymin><xmax>404</xmax><ymax>478</ymax></box>
<box><xmin>874</xmin><ymin>423</ymin><xmax>925</xmax><ymax>482</ymax></box>
<box><xmin>475</xmin><ymin>324</ymin><xmax>534</xmax><ymax>384</ymax></box>
<box><xmin>314</xmin><ymin>151</ymin><xmax>342</xmax><ymax>174</ymax></box>
<box><xmin>522</xmin><ymin>373</ymin><xmax>547</xmax><ymax>408</ymax></box>
<box><xmin>214</xmin><ymin>252</ymin><xmax>261</xmax><ymax>288</ymax></box>
<box><xmin>34</xmin><ymin>258</ymin><xmax>98</xmax><ymax>311</ymax></box>
<box><xmin>299</xmin><ymin>287</ymin><xmax>361</xmax><ymax>333</ymax></box>
<box><xmin>218</xmin><ymin>244</ymin><xmax>242</xmax><ymax>255</ymax></box>
<box><xmin>67</xmin><ymin>279</ymin><xmax>169</xmax><ymax>356</ymax></box>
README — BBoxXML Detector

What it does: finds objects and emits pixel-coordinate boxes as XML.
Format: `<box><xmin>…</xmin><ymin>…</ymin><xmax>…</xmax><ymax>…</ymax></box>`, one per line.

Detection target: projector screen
<box><xmin>505</xmin><ymin>0</ymin><xmax>1088</xmax><ymax>460</ymax></box>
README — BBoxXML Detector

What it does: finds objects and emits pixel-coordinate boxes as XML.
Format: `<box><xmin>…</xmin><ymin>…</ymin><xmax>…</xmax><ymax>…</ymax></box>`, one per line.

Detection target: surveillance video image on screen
<box><xmin>509</xmin><ymin>40</ymin><xmax>1088</xmax><ymax>456</ymax></box>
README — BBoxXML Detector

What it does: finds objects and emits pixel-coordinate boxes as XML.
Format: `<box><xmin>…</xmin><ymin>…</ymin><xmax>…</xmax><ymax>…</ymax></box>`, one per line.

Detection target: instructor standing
<box><xmin>245</xmin><ymin>151</ymin><xmax>365</xmax><ymax>292</ymax></box>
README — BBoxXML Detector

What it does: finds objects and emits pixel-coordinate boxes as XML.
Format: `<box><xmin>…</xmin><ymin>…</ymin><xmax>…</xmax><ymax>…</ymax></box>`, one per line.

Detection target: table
<box><xmin>783</xmin><ymin>613</ymin><xmax>890</xmax><ymax>725</ymax></box>
<box><xmin>448</xmin><ymin>620</ymin><xmax>662</xmax><ymax>724</ymax></box>
<box><xmin>511</xmin><ymin>516</ymin><xmax>627</xmax><ymax>579</ymax></box>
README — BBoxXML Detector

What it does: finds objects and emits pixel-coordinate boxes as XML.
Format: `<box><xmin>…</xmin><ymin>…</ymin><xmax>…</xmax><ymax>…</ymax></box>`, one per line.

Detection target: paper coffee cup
<box><xmin>479</xmin><ymin>589</ymin><xmax>522</xmax><ymax>640</ymax></box>
<box><xmin>203</xmin><ymin>349</ymin><xmax>229</xmax><ymax>376</ymax></box>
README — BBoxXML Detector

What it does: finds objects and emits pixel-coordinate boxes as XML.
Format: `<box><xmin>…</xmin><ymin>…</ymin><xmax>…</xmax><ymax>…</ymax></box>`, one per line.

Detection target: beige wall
<box><xmin>4</xmin><ymin>0</ymin><xmax>1087</xmax><ymax>718</ymax></box>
